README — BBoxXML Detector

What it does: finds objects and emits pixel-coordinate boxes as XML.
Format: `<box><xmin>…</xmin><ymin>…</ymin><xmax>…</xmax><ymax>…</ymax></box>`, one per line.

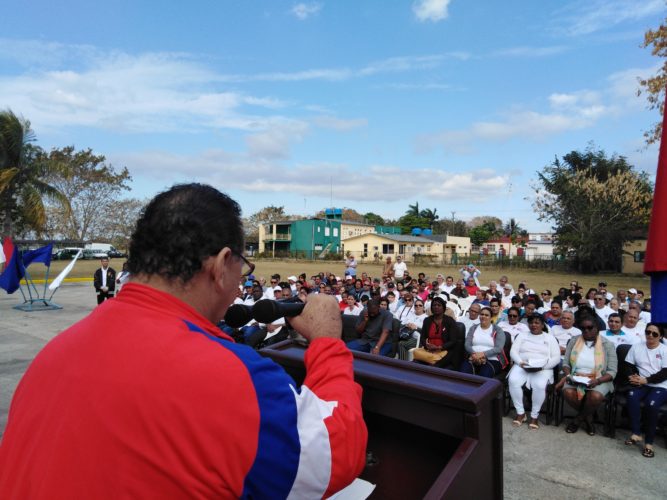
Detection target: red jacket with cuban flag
<box><xmin>0</xmin><ymin>283</ymin><xmax>367</xmax><ymax>499</ymax></box>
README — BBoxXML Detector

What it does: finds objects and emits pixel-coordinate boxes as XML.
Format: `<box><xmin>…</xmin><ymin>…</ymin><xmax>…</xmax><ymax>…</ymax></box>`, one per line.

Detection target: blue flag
<box><xmin>0</xmin><ymin>238</ymin><xmax>25</xmax><ymax>294</ymax></box>
<box><xmin>22</xmin><ymin>243</ymin><xmax>54</xmax><ymax>268</ymax></box>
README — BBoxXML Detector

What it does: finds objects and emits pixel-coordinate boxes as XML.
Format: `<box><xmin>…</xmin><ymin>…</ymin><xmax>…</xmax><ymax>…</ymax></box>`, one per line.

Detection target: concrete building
<box><xmin>259</xmin><ymin>219</ymin><xmax>342</xmax><ymax>258</ymax></box>
<box><xmin>524</xmin><ymin>233</ymin><xmax>556</xmax><ymax>259</ymax></box>
<box><xmin>622</xmin><ymin>238</ymin><xmax>647</xmax><ymax>274</ymax></box>
<box><xmin>258</xmin><ymin>208</ymin><xmax>402</xmax><ymax>259</ymax></box>
<box><xmin>342</xmin><ymin>233</ymin><xmax>471</xmax><ymax>263</ymax></box>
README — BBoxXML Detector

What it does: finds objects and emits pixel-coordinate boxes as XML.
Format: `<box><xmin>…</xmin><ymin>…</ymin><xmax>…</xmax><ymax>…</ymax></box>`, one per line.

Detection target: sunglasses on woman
<box><xmin>645</xmin><ymin>330</ymin><xmax>661</xmax><ymax>338</ymax></box>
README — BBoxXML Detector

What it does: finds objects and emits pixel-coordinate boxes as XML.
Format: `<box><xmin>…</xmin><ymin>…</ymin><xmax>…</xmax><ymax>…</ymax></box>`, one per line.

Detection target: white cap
<box><xmin>628</xmin><ymin>288</ymin><xmax>637</xmax><ymax>294</ymax></box>
<box><xmin>273</xmin><ymin>286</ymin><xmax>282</xmax><ymax>292</ymax></box>
<box><xmin>288</xmin><ymin>276</ymin><xmax>297</xmax><ymax>282</ymax></box>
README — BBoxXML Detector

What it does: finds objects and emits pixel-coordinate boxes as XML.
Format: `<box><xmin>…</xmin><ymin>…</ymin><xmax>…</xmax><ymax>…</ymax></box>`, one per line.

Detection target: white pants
<box><xmin>508</xmin><ymin>366</ymin><xmax>553</xmax><ymax>419</ymax></box>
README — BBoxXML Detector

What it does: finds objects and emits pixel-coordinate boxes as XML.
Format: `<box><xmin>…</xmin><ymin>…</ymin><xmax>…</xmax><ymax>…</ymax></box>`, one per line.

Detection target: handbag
<box><xmin>399</xmin><ymin>326</ymin><xmax>414</xmax><ymax>341</ymax></box>
<box><xmin>412</xmin><ymin>347</ymin><xmax>448</xmax><ymax>365</ymax></box>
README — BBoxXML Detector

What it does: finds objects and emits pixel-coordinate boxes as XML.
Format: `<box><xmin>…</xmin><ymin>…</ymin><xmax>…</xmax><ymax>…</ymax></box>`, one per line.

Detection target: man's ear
<box><xmin>210</xmin><ymin>247</ymin><xmax>234</xmax><ymax>291</ymax></box>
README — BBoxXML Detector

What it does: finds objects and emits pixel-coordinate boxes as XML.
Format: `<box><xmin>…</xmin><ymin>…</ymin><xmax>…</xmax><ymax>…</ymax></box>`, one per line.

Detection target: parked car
<box><xmin>52</xmin><ymin>248</ymin><xmax>84</xmax><ymax>260</ymax></box>
<box><xmin>107</xmin><ymin>249</ymin><xmax>127</xmax><ymax>258</ymax></box>
<box><xmin>83</xmin><ymin>249</ymin><xmax>108</xmax><ymax>260</ymax></box>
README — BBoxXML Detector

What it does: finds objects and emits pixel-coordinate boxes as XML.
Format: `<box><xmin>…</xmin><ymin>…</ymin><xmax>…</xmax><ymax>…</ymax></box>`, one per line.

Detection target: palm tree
<box><xmin>406</xmin><ymin>201</ymin><xmax>420</xmax><ymax>217</ymax></box>
<box><xmin>0</xmin><ymin>110</ymin><xmax>69</xmax><ymax>237</ymax></box>
<box><xmin>419</xmin><ymin>207</ymin><xmax>439</xmax><ymax>228</ymax></box>
<box><xmin>503</xmin><ymin>218</ymin><xmax>524</xmax><ymax>258</ymax></box>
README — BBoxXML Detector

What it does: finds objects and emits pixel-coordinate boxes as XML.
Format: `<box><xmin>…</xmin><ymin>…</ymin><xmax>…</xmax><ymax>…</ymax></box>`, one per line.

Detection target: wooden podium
<box><xmin>260</xmin><ymin>341</ymin><xmax>503</xmax><ymax>499</ymax></box>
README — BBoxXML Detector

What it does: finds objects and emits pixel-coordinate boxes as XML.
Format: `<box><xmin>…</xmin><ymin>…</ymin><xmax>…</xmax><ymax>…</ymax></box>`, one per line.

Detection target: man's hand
<box><xmin>289</xmin><ymin>294</ymin><xmax>342</xmax><ymax>341</ymax></box>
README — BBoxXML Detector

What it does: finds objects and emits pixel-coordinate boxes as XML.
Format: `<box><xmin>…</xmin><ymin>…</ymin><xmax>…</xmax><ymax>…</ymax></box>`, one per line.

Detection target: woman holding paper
<box><xmin>555</xmin><ymin>316</ymin><xmax>617</xmax><ymax>436</ymax></box>
<box><xmin>509</xmin><ymin>314</ymin><xmax>561</xmax><ymax>429</ymax></box>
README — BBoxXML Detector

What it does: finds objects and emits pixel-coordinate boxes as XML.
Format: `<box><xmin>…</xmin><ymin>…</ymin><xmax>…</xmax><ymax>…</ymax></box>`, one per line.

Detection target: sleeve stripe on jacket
<box><xmin>184</xmin><ymin>320</ymin><xmax>300</xmax><ymax>498</ymax></box>
<box><xmin>184</xmin><ymin>320</ymin><xmax>337</xmax><ymax>499</ymax></box>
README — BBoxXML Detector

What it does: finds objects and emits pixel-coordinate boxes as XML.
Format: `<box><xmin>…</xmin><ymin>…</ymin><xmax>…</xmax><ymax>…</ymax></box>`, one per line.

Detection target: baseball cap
<box><xmin>244</xmin><ymin>281</ymin><xmax>253</xmax><ymax>287</ymax></box>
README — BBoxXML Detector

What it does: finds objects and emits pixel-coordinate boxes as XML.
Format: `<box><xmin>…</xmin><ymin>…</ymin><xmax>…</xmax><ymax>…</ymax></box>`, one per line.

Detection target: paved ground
<box><xmin>1</xmin><ymin>282</ymin><xmax>665</xmax><ymax>499</ymax></box>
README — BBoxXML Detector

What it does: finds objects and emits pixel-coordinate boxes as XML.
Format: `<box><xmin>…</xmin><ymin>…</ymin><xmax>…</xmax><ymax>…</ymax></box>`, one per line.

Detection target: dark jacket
<box><xmin>419</xmin><ymin>315</ymin><xmax>459</xmax><ymax>369</ymax></box>
<box><xmin>94</xmin><ymin>267</ymin><xmax>117</xmax><ymax>293</ymax></box>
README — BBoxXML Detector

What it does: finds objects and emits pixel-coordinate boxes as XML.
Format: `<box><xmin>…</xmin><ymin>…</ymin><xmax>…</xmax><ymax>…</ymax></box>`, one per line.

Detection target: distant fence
<box><xmin>254</xmin><ymin>251</ymin><xmax>572</xmax><ymax>271</ymax></box>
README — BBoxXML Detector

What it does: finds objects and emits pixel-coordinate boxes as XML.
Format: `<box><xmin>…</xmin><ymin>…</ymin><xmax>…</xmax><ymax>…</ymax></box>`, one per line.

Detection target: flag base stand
<box><xmin>13</xmin><ymin>298</ymin><xmax>63</xmax><ymax>312</ymax></box>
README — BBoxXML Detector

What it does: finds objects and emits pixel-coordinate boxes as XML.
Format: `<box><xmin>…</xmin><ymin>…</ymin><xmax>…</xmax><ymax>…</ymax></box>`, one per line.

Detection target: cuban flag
<box><xmin>644</xmin><ymin>87</ymin><xmax>667</xmax><ymax>324</ymax></box>
<box><xmin>0</xmin><ymin>238</ymin><xmax>25</xmax><ymax>294</ymax></box>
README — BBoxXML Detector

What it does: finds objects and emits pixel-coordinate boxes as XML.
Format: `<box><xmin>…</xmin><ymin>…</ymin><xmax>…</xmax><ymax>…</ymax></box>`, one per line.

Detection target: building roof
<box><xmin>344</xmin><ymin>233</ymin><xmax>434</xmax><ymax>243</ymax></box>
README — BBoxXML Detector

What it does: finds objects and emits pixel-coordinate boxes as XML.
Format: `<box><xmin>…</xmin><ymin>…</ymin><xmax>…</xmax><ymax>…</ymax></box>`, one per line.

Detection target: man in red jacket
<box><xmin>0</xmin><ymin>183</ymin><xmax>367</xmax><ymax>499</ymax></box>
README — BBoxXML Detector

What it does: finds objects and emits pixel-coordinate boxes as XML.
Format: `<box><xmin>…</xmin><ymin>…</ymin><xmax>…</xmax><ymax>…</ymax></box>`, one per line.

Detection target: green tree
<box><xmin>363</xmin><ymin>212</ymin><xmax>385</xmax><ymax>226</ymax></box>
<box><xmin>0</xmin><ymin>110</ymin><xmax>68</xmax><ymax>237</ymax></box>
<box><xmin>533</xmin><ymin>146</ymin><xmax>653</xmax><ymax>272</ymax></box>
<box><xmin>43</xmin><ymin>146</ymin><xmax>132</xmax><ymax>241</ymax></box>
<box><xmin>397</xmin><ymin>213</ymin><xmax>429</xmax><ymax>235</ymax></box>
<box><xmin>244</xmin><ymin>206</ymin><xmax>288</xmax><ymax>242</ymax></box>
<box><xmin>407</xmin><ymin>201</ymin><xmax>420</xmax><ymax>217</ymax></box>
<box><xmin>419</xmin><ymin>207</ymin><xmax>439</xmax><ymax>228</ymax></box>
<box><xmin>638</xmin><ymin>16</ymin><xmax>667</xmax><ymax>145</ymax></box>
<box><xmin>468</xmin><ymin>225</ymin><xmax>493</xmax><ymax>247</ymax></box>
<box><xmin>433</xmin><ymin>218</ymin><xmax>468</xmax><ymax>236</ymax></box>
<box><xmin>503</xmin><ymin>218</ymin><xmax>527</xmax><ymax>258</ymax></box>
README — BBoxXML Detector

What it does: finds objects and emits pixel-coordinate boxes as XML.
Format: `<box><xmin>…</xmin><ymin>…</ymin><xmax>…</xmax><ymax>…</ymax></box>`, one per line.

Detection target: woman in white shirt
<box><xmin>509</xmin><ymin>314</ymin><xmax>560</xmax><ymax>430</ymax></box>
<box><xmin>461</xmin><ymin>307</ymin><xmax>506</xmax><ymax>378</ymax></box>
<box><xmin>555</xmin><ymin>315</ymin><xmax>617</xmax><ymax>436</ymax></box>
<box><xmin>624</xmin><ymin>323</ymin><xmax>667</xmax><ymax>458</ymax></box>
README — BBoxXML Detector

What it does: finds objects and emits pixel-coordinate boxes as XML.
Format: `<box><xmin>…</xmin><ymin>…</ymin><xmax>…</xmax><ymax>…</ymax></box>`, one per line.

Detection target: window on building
<box><xmin>325</xmin><ymin>227</ymin><xmax>330</xmax><ymax>236</ymax></box>
<box><xmin>333</xmin><ymin>228</ymin><xmax>338</xmax><ymax>237</ymax></box>
<box><xmin>487</xmin><ymin>244</ymin><xmax>496</xmax><ymax>252</ymax></box>
<box><xmin>634</xmin><ymin>251</ymin><xmax>645</xmax><ymax>263</ymax></box>
<box><xmin>363</xmin><ymin>243</ymin><xmax>368</xmax><ymax>257</ymax></box>
<box><xmin>382</xmin><ymin>244</ymin><xmax>394</xmax><ymax>254</ymax></box>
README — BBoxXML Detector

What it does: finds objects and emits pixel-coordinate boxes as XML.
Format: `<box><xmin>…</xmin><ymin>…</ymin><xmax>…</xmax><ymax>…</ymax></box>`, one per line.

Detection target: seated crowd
<box><xmin>221</xmin><ymin>263</ymin><xmax>663</xmax><ymax>458</ymax></box>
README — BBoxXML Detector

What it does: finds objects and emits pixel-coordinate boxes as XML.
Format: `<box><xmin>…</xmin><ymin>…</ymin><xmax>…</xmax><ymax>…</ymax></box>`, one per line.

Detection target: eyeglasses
<box><xmin>541</xmin><ymin>293</ymin><xmax>550</xmax><ymax>296</ymax></box>
<box><xmin>231</xmin><ymin>249</ymin><xmax>255</xmax><ymax>278</ymax></box>
<box><xmin>415</xmin><ymin>304</ymin><xmax>424</xmax><ymax>308</ymax></box>
<box><xmin>645</xmin><ymin>330</ymin><xmax>661</xmax><ymax>338</ymax></box>
<box><xmin>405</xmin><ymin>298</ymin><xmax>413</xmax><ymax>302</ymax></box>
<box><xmin>507</xmin><ymin>314</ymin><xmax>519</xmax><ymax>318</ymax></box>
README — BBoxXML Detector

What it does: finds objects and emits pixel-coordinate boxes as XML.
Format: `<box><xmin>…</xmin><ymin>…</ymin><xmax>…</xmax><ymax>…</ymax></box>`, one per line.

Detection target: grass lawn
<box><xmin>25</xmin><ymin>257</ymin><xmax>651</xmax><ymax>296</ymax></box>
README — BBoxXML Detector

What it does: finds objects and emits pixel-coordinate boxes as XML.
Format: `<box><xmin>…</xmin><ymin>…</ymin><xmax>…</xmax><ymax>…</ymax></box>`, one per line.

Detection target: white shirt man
<box><xmin>500</xmin><ymin>285</ymin><xmax>514</xmax><ymax>309</ymax></box>
<box><xmin>593</xmin><ymin>294</ymin><xmax>614</xmax><ymax>324</ymax></box>
<box><xmin>460</xmin><ymin>264</ymin><xmax>481</xmax><ymax>287</ymax></box>
<box><xmin>441</xmin><ymin>276</ymin><xmax>455</xmax><ymax>295</ymax></box>
<box><xmin>393</xmin><ymin>257</ymin><xmax>408</xmax><ymax>280</ymax></box>
<box><xmin>603</xmin><ymin>313</ymin><xmax>639</xmax><ymax>348</ymax></box>
<box><xmin>460</xmin><ymin>304</ymin><xmax>482</xmax><ymax>333</ymax></box>
<box><xmin>620</xmin><ymin>308</ymin><xmax>645</xmax><ymax>341</ymax></box>
<box><xmin>550</xmin><ymin>311</ymin><xmax>581</xmax><ymax>354</ymax></box>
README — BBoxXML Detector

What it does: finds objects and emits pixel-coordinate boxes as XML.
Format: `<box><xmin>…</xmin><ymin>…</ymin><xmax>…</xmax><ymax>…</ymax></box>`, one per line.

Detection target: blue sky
<box><xmin>1</xmin><ymin>0</ymin><xmax>664</xmax><ymax>231</ymax></box>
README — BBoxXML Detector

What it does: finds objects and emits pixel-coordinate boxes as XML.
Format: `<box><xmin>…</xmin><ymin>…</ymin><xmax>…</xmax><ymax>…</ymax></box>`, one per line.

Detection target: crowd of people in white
<box><xmin>222</xmin><ymin>259</ymin><xmax>663</xmax><ymax>459</ymax></box>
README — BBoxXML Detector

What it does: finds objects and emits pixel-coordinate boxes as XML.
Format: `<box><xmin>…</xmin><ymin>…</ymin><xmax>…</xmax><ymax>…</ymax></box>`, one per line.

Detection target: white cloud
<box><xmin>313</xmin><ymin>116</ymin><xmax>367</xmax><ymax>131</ymax></box>
<box><xmin>418</xmin><ymin>64</ymin><xmax>657</xmax><ymax>154</ymax></box>
<box><xmin>245</xmin><ymin>120</ymin><xmax>310</xmax><ymax>160</ymax></box>
<box><xmin>492</xmin><ymin>46</ymin><xmax>568</xmax><ymax>58</ymax></box>
<box><xmin>291</xmin><ymin>2</ymin><xmax>322</xmax><ymax>21</ymax></box>
<box><xmin>0</xmin><ymin>48</ymin><xmax>291</xmax><ymax>134</ymax></box>
<box><xmin>117</xmin><ymin>148</ymin><xmax>507</xmax><ymax>203</ymax></box>
<box><xmin>413</xmin><ymin>0</ymin><xmax>451</xmax><ymax>23</ymax></box>
<box><xmin>553</xmin><ymin>0</ymin><xmax>664</xmax><ymax>37</ymax></box>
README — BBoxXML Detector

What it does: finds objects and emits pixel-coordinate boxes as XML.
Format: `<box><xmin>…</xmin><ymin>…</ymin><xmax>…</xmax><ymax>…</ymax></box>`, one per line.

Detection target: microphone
<box><xmin>252</xmin><ymin>298</ymin><xmax>305</xmax><ymax>324</ymax></box>
<box><xmin>224</xmin><ymin>304</ymin><xmax>254</xmax><ymax>328</ymax></box>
